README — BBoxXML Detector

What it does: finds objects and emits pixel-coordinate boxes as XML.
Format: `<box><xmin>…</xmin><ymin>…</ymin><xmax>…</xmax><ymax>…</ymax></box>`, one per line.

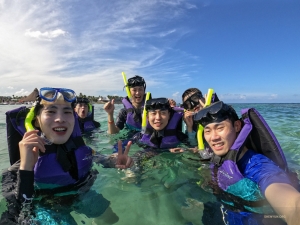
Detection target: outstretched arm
<box><xmin>265</xmin><ymin>183</ymin><xmax>300</xmax><ymax>225</ymax></box>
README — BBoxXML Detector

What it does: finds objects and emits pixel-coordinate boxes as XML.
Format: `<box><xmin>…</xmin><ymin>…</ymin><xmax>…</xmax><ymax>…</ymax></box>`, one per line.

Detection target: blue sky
<box><xmin>0</xmin><ymin>0</ymin><xmax>299</xmax><ymax>103</ymax></box>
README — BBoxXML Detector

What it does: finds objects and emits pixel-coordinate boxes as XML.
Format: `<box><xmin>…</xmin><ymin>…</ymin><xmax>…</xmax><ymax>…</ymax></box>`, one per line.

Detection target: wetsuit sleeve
<box><xmin>238</xmin><ymin>149</ymin><xmax>293</xmax><ymax>197</ymax></box>
<box><xmin>115</xmin><ymin>108</ymin><xmax>127</xmax><ymax>130</ymax></box>
<box><xmin>187</xmin><ymin>130</ymin><xmax>197</xmax><ymax>146</ymax></box>
<box><xmin>16</xmin><ymin>170</ymin><xmax>35</xmax><ymax>201</ymax></box>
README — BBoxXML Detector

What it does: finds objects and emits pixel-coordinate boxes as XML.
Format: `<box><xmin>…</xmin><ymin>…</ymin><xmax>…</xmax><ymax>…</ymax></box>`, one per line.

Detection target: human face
<box><xmin>203</xmin><ymin>119</ymin><xmax>241</xmax><ymax>156</ymax></box>
<box><xmin>36</xmin><ymin>103</ymin><xmax>75</xmax><ymax>144</ymax></box>
<box><xmin>183</xmin><ymin>92</ymin><xmax>204</xmax><ymax>112</ymax></box>
<box><xmin>74</xmin><ymin>103</ymin><xmax>88</xmax><ymax>118</ymax></box>
<box><xmin>130</xmin><ymin>86</ymin><xmax>145</xmax><ymax>105</ymax></box>
<box><xmin>147</xmin><ymin>110</ymin><xmax>170</xmax><ymax>131</ymax></box>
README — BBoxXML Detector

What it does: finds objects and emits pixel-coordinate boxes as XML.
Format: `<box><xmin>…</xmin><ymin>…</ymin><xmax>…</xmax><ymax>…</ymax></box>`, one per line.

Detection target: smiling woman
<box><xmin>0</xmin><ymin>87</ymin><xmax>133</xmax><ymax>224</ymax></box>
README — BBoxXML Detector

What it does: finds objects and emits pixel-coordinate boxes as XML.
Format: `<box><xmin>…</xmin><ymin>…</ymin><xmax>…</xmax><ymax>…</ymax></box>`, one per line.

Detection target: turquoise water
<box><xmin>0</xmin><ymin>103</ymin><xmax>300</xmax><ymax>225</ymax></box>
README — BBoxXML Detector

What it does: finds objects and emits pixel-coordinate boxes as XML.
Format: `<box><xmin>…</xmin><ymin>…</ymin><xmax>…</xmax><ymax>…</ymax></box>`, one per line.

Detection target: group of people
<box><xmin>1</xmin><ymin>75</ymin><xmax>300</xmax><ymax>225</ymax></box>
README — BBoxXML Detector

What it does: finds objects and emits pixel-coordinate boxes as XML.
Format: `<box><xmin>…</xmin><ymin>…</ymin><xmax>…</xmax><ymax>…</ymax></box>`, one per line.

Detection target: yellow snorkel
<box><xmin>122</xmin><ymin>72</ymin><xmax>132</xmax><ymax>99</ymax></box>
<box><xmin>141</xmin><ymin>92</ymin><xmax>151</xmax><ymax>133</ymax></box>
<box><xmin>197</xmin><ymin>88</ymin><xmax>214</xmax><ymax>150</ymax></box>
<box><xmin>25</xmin><ymin>107</ymin><xmax>35</xmax><ymax>132</ymax></box>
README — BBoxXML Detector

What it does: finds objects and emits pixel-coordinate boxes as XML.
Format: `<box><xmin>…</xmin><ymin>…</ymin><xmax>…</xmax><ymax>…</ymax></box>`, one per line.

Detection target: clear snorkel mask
<box><xmin>25</xmin><ymin>87</ymin><xmax>77</xmax><ymax>145</ymax></box>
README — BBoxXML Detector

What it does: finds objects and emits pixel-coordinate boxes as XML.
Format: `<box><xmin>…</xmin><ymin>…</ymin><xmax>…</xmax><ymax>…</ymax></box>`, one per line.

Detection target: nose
<box><xmin>54</xmin><ymin>112</ymin><xmax>66</xmax><ymax>123</ymax></box>
<box><xmin>154</xmin><ymin>112</ymin><xmax>162</xmax><ymax>120</ymax></box>
<box><xmin>210</xmin><ymin>129</ymin><xmax>220</xmax><ymax>140</ymax></box>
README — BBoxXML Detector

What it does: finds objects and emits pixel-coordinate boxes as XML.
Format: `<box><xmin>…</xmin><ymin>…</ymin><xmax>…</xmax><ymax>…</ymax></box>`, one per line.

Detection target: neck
<box><xmin>132</xmin><ymin>102</ymin><xmax>142</xmax><ymax>109</ymax></box>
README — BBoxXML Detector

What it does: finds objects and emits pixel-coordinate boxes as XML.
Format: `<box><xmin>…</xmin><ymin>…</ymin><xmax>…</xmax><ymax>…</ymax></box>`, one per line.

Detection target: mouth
<box><xmin>52</xmin><ymin>127</ymin><xmax>67</xmax><ymax>133</ymax></box>
<box><xmin>212</xmin><ymin>142</ymin><xmax>224</xmax><ymax>151</ymax></box>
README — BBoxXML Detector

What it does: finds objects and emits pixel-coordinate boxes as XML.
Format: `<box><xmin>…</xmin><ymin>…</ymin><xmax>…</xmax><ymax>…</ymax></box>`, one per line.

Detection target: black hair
<box><xmin>182</xmin><ymin>88</ymin><xmax>203</xmax><ymax>102</ymax></box>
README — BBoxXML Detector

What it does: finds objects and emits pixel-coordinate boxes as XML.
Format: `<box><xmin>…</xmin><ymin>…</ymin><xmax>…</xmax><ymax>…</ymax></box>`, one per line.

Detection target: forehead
<box><xmin>42</xmin><ymin>103</ymin><xmax>73</xmax><ymax>110</ymax></box>
<box><xmin>130</xmin><ymin>86</ymin><xmax>144</xmax><ymax>90</ymax></box>
<box><xmin>204</xmin><ymin>119</ymin><xmax>230</xmax><ymax>129</ymax></box>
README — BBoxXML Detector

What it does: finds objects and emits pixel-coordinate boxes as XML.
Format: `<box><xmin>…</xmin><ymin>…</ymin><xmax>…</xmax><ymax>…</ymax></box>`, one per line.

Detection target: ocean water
<box><xmin>0</xmin><ymin>103</ymin><xmax>299</xmax><ymax>225</ymax></box>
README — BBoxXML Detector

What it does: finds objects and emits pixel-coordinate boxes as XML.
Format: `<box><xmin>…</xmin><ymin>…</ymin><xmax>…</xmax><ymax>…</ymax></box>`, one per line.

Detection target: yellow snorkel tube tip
<box><xmin>122</xmin><ymin>72</ymin><xmax>132</xmax><ymax>99</ymax></box>
<box><xmin>25</xmin><ymin>107</ymin><xmax>35</xmax><ymax>132</ymax></box>
<box><xmin>141</xmin><ymin>92</ymin><xmax>151</xmax><ymax>133</ymax></box>
<box><xmin>197</xmin><ymin>88</ymin><xmax>214</xmax><ymax>150</ymax></box>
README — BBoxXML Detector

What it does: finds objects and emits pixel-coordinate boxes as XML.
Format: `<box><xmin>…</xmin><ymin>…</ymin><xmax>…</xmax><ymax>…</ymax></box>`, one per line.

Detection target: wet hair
<box><xmin>182</xmin><ymin>88</ymin><xmax>203</xmax><ymax>103</ymax></box>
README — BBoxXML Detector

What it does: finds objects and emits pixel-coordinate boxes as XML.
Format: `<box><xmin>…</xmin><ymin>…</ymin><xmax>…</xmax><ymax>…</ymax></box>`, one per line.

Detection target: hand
<box><xmin>116</xmin><ymin>140</ymin><xmax>134</xmax><ymax>169</ymax></box>
<box><xmin>168</xmin><ymin>99</ymin><xmax>176</xmax><ymax>107</ymax></box>
<box><xmin>19</xmin><ymin>130</ymin><xmax>46</xmax><ymax>171</ymax></box>
<box><xmin>169</xmin><ymin>148</ymin><xmax>185</xmax><ymax>153</ymax></box>
<box><xmin>183</xmin><ymin>111</ymin><xmax>194</xmax><ymax>132</ymax></box>
<box><xmin>103</xmin><ymin>99</ymin><xmax>115</xmax><ymax>115</ymax></box>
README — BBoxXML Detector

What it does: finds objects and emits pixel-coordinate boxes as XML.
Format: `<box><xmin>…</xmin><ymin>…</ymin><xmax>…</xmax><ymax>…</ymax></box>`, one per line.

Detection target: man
<box><xmin>74</xmin><ymin>97</ymin><xmax>100</xmax><ymax>133</ymax></box>
<box><xmin>194</xmin><ymin>101</ymin><xmax>300</xmax><ymax>225</ymax></box>
<box><xmin>104</xmin><ymin>75</ymin><xmax>146</xmax><ymax>134</ymax></box>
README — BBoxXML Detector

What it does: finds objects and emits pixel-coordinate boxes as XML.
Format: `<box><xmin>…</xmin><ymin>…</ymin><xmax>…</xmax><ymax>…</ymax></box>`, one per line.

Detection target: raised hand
<box><xmin>103</xmin><ymin>99</ymin><xmax>115</xmax><ymax>115</ymax></box>
<box><xmin>19</xmin><ymin>130</ymin><xmax>46</xmax><ymax>171</ymax></box>
<box><xmin>115</xmin><ymin>140</ymin><xmax>134</xmax><ymax>169</ymax></box>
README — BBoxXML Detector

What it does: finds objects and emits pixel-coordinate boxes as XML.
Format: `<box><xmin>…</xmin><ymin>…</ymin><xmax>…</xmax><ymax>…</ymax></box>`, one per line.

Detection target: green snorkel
<box><xmin>197</xmin><ymin>88</ymin><xmax>214</xmax><ymax>151</ymax></box>
<box><xmin>141</xmin><ymin>92</ymin><xmax>151</xmax><ymax>133</ymax></box>
<box><xmin>122</xmin><ymin>72</ymin><xmax>132</xmax><ymax>99</ymax></box>
<box><xmin>25</xmin><ymin>106</ymin><xmax>36</xmax><ymax>132</ymax></box>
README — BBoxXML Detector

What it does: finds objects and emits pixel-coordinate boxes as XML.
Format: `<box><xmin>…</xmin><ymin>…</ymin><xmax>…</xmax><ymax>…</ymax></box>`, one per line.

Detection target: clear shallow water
<box><xmin>0</xmin><ymin>103</ymin><xmax>299</xmax><ymax>225</ymax></box>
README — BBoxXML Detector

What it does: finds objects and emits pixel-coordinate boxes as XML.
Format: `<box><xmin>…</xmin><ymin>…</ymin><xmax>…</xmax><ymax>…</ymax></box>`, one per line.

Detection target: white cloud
<box><xmin>24</xmin><ymin>29</ymin><xmax>67</xmax><ymax>41</ymax></box>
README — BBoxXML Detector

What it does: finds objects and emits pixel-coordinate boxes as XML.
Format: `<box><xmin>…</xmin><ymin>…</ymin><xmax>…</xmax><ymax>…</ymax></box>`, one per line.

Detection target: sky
<box><xmin>0</xmin><ymin>0</ymin><xmax>299</xmax><ymax>103</ymax></box>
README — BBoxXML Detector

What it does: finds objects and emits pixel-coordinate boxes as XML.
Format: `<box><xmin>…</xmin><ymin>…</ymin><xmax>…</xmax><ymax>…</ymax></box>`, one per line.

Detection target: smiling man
<box><xmin>104</xmin><ymin>75</ymin><xmax>147</xmax><ymax>134</ymax></box>
<box><xmin>194</xmin><ymin>101</ymin><xmax>300</xmax><ymax>225</ymax></box>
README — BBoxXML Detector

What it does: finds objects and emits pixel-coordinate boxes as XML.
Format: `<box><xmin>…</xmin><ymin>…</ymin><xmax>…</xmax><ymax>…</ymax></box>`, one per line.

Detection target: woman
<box><xmin>1</xmin><ymin>87</ymin><xmax>132</xmax><ymax>224</ymax></box>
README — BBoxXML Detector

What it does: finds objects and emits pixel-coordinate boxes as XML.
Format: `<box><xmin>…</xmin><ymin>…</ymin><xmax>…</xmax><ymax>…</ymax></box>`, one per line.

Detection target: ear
<box><xmin>234</xmin><ymin>120</ymin><xmax>242</xmax><ymax>132</ymax></box>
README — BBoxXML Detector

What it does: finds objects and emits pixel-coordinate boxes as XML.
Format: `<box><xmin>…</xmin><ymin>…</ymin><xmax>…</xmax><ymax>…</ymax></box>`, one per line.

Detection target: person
<box><xmin>181</xmin><ymin>88</ymin><xmax>220</xmax><ymax>157</ymax></box>
<box><xmin>73</xmin><ymin>97</ymin><xmax>100</xmax><ymax>133</ymax></box>
<box><xmin>113</xmin><ymin>98</ymin><xmax>195</xmax><ymax>155</ymax></box>
<box><xmin>193</xmin><ymin>101</ymin><xmax>300</xmax><ymax>225</ymax></box>
<box><xmin>104</xmin><ymin>75</ymin><xmax>147</xmax><ymax>134</ymax></box>
<box><xmin>1</xmin><ymin>87</ymin><xmax>133</xmax><ymax>224</ymax></box>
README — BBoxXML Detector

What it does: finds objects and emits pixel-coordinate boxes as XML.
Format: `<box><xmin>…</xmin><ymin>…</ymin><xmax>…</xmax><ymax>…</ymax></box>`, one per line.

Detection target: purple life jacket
<box><xmin>76</xmin><ymin>106</ymin><xmax>98</xmax><ymax>132</ymax></box>
<box><xmin>140</xmin><ymin>111</ymin><xmax>182</xmax><ymax>149</ymax></box>
<box><xmin>209</xmin><ymin>108</ymin><xmax>293</xmax><ymax>213</ymax></box>
<box><xmin>122</xmin><ymin>96</ymin><xmax>143</xmax><ymax>131</ymax></box>
<box><xmin>5</xmin><ymin>106</ymin><xmax>93</xmax><ymax>187</ymax></box>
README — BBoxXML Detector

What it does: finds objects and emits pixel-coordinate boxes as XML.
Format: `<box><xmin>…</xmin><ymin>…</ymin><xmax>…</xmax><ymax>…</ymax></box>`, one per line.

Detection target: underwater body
<box><xmin>0</xmin><ymin>103</ymin><xmax>300</xmax><ymax>225</ymax></box>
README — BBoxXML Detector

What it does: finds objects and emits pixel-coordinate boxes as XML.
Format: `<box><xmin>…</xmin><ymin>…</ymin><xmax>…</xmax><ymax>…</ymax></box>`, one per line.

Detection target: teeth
<box><xmin>54</xmin><ymin>128</ymin><xmax>66</xmax><ymax>132</ymax></box>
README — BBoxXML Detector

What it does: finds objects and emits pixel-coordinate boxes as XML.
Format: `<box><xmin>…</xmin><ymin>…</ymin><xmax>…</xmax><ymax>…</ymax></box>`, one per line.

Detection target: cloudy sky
<box><xmin>1</xmin><ymin>0</ymin><xmax>299</xmax><ymax>103</ymax></box>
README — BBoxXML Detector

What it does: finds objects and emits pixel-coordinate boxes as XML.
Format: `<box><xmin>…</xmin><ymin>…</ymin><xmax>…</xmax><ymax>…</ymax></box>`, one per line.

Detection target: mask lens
<box><xmin>40</xmin><ymin>88</ymin><xmax>57</xmax><ymax>101</ymax></box>
<box><xmin>60</xmin><ymin>89</ymin><xmax>76</xmax><ymax>102</ymax></box>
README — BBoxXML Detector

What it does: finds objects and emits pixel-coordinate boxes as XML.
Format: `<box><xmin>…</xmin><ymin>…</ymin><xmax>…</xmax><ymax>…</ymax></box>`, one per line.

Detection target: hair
<box><xmin>182</xmin><ymin>88</ymin><xmax>203</xmax><ymax>103</ymax></box>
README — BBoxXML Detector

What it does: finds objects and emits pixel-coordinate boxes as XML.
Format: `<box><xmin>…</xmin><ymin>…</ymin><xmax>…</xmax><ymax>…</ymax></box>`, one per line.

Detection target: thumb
<box><xmin>111</xmin><ymin>99</ymin><xmax>115</xmax><ymax>105</ymax></box>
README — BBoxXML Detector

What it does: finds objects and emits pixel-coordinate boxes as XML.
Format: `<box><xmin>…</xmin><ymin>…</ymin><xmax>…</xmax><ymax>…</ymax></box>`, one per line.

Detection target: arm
<box><xmin>265</xmin><ymin>183</ymin><xmax>300</xmax><ymax>225</ymax></box>
<box><xmin>103</xmin><ymin>99</ymin><xmax>120</xmax><ymax>134</ymax></box>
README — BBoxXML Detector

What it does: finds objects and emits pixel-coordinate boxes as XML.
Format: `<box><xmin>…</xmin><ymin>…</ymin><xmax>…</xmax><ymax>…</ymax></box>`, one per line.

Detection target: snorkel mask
<box><xmin>182</xmin><ymin>92</ymin><xmax>203</xmax><ymax>110</ymax></box>
<box><xmin>25</xmin><ymin>87</ymin><xmax>77</xmax><ymax>132</ymax></box>
<box><xmin>194</xmin><ymin>101</ymin><xmax>239</xmax><ymax>127</ymax></box>
<box><xmin>145</xmin><ymin>98</ymin><xmax>171</xmax><ymax>112</ymax></box>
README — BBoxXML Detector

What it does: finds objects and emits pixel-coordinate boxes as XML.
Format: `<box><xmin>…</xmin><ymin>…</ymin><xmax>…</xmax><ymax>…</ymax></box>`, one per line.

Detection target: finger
<box><xmin>124</xmin><ymin>141</ymin><xmax>132</xmax><ymax>155</ymax></box>
<box><xmin>125</xmin><ymin>157</ymin><xmax>133</xmax><ymax>168</ymax></box>
<box><xmin>199</xmin><ymin>99</ymin><xmax>205</xmax><ymax>107</ymax></box>
<box><xmin>111</xmin><ymin>99</ymin><xmax>115</xmax><ymax>105</ymax></box>
<box><xmin>117</xmin><ymin>140</ymin><xmax>122</xmax><ymax>155</ymax></box>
